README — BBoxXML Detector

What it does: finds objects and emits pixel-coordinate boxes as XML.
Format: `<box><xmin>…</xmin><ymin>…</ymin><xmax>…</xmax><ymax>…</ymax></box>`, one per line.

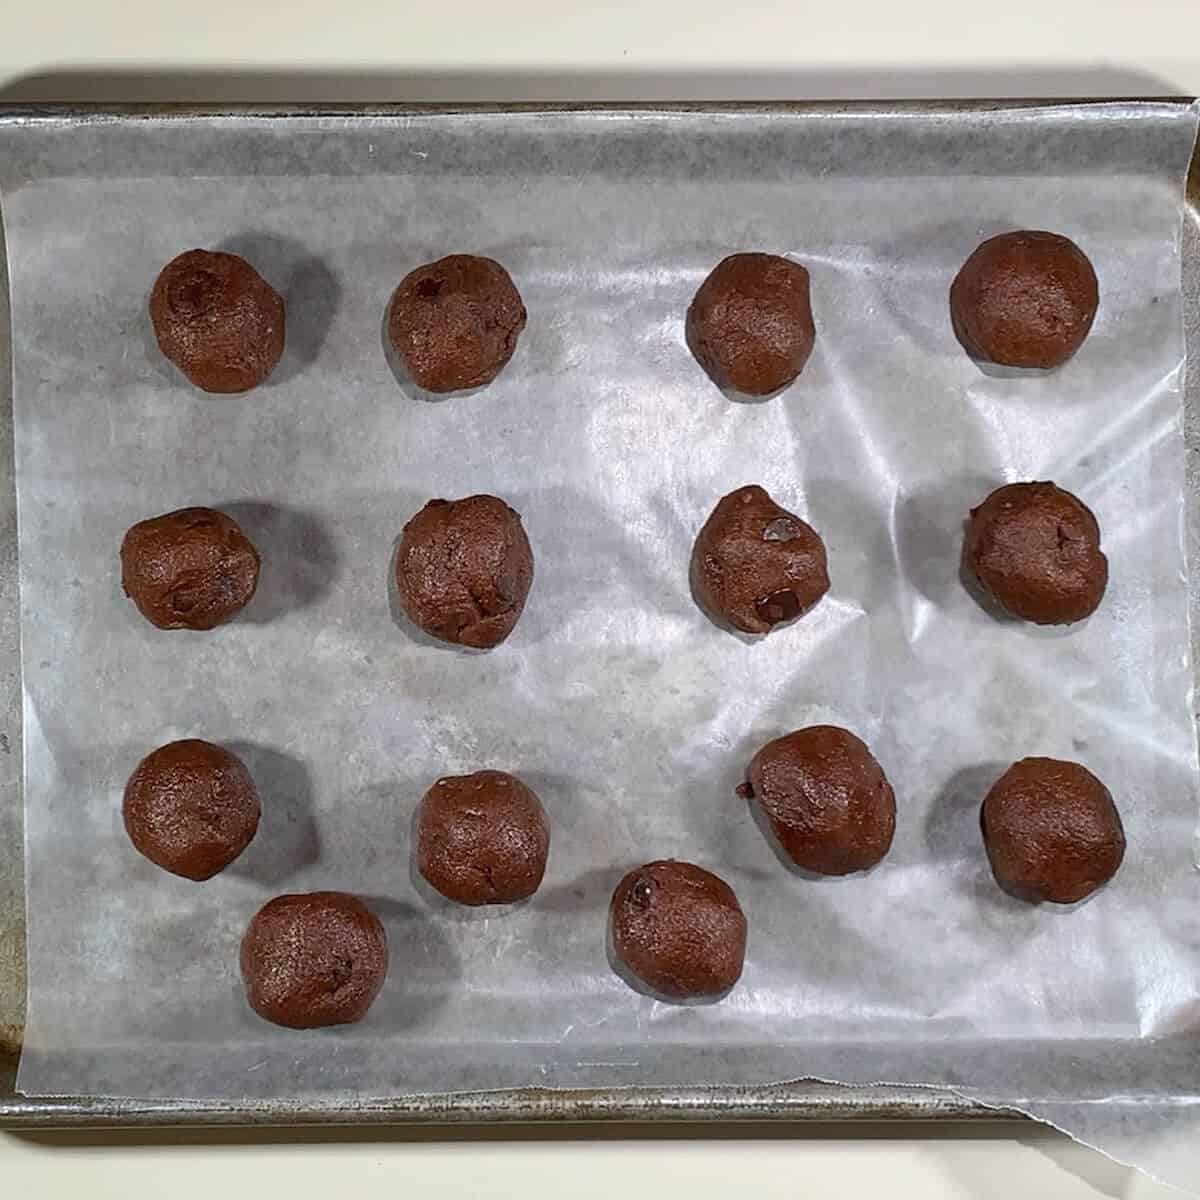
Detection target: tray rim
<box><xmin>0</xmin><ymin>1078</ymin><xmax>1002</xmax><ymax>1128</ymax></box>
<box><xmin>0</xmin><ymin>96</ymin><xmax>1196</xmax><ymax>123</ymax></box>
<box><xmin>1</xmin><ymin>97</ymin><xmax>1194</xmax><ymax>1130</ymax></box>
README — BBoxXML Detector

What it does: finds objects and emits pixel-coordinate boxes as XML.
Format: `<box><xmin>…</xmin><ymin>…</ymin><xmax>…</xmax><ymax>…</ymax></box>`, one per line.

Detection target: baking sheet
<box><xmin>2</xmin><ymin>104</ymin><xmax>1200</xmax><ymax>1188</ymax></box>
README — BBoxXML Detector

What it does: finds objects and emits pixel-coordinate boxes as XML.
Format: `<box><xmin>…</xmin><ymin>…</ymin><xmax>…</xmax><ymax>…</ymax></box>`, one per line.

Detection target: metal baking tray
<box><xmin>0</xmin><ymin>100</ymin><xmax>1196</xmax><ymax>1129</ymax></box>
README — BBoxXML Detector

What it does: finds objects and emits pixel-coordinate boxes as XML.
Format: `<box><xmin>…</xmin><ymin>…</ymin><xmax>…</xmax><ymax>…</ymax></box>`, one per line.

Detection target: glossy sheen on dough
<box><xmin>395</xmin><ymin>495</ymin><xmax>534</xmax><ymax>648</ymax></box>
<box><xmin>691</xmin><ymin>485</ymin><xmax>829</xmax><ymax>635</ymax></box>
<box><xmin>686</xmin><ymin>253</ymin><xmax>816</xmax><ymax>395</ymax></box>
<box><xmin>120</xmin><ymin>507</ymin><xmax>260</xmax><ymax>630</ymax></box>
<box><xmin>240</xmin><ymin>892</ymin><xmax>388</xmax><ymax>1029</ymax></box>
<box><xmin>123</xmin><ymin>739</ymin><xmax>260</xmax><ymax>881</ymax></box>
<box><xmin>745</xmin><ymin>725</ymin><xmax>896</xmax><ymax>875</ymax></box>
<box><xmin>982</xmin><ymin>758</ymin><xmax>1125</xmax><ymax>904</ymax></box>
<box><xmin>964</xmin><ymin>482</ymin><xmax>1107</xmax><ymax>625</ymax></box>
<box><xmin>950</xmin><ymin>231</ymin><xmax>1098</xmax><ymax>369</ymax></box>
<box><xmin>609</xmin><ymin>860</ymin><xmax>747</xmax><ymax>1000</ymax></box>
<box><xmin>149</xmin><ymin>249</ymin><xmax>285</xmax><ymax>393</ymax></box>
<box><xmin>417</xmin><ymin>770</ymin><xmax>550</xmax><ymax>905</ymax></box>
<box><xmin>387</xmin><ymin>254</ymin><xmax>526</xmax><ymax>393</ymax></box>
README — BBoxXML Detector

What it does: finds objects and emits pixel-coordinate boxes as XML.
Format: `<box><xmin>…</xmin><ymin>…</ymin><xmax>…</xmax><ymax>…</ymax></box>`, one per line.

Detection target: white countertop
<box><xmin>1</xmin><ymin>4</ymin><xmax>1197</xmax><ymax>1197</ymax></box>
<box><xmin>1</xmin><ymin>0</ymin><xmax>1199</xmax><ymax>101</ymax></box>
<box><xmin>0</xmin><ymin>1120</ymin><xmax>1184</xmax><ymax>1199</ymax></box>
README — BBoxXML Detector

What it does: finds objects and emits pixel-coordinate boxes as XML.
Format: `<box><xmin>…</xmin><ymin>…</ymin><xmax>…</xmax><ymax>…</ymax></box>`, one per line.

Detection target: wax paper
<box><xmin>3</xmin><ymin>103</ymin><xmax>1200</xmax><ymax>1190</ymax></box>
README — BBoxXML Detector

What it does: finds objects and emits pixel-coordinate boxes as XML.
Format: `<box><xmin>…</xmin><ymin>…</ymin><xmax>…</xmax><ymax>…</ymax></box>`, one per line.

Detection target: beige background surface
<box><xmin>1</xmin><ymin>3</ymin><xmax>1198</xmax><ymax>1196</ymax></box>
<box><xmin>0</xmin><ymin>1122</ymin><xmax>1186</xmax><ymax>1199</ymax></box>
<box><xmin>1</xmin><ymin>0</ymin><xmax>1199</xmax><ymax>101</ymax></box>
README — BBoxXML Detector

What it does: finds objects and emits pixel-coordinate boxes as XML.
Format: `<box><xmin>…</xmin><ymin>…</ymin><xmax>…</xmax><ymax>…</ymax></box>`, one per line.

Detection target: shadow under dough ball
<box><xmin>950</xmin><ymin>231</ymin><xmax>1098</xmax><ymax>369</ymax></box>
<box><xmin>120</xmin><ymin>507</ymin><xmax>261</xmax><ymax>630</ymax></box>
<box><xmin>123</xmin><ymin>739</ymin><xmax>260</xmax><ymax>881</ymax></box>
<box><xmin>964</xmin><ymin>481</ymin><xmax>1107</xmax><ymax>625</ymax></box>
<box><xmin>742</xmin><ymin>725</ymin><xmax>896</xmax><ymax>875</ymax></box>
<box><xmin>691</xmin><ymin>485</ymin><xmax>829</xmax><ymax>635</ymax></box>
<box><xmin>610</xmin><ymin>860</ymin><xmax>747</xmax><ymax>1000</ymax></box>
<box><xmin>395</xmin><ymin>494</ymin><xmax>534</xmax><ymax>648</ymax></box>
<box><xmin>387</xmin><ymin>254</ymin><xmax>526</xmax><ymax>393</ymax></box>
<box><xmin>240</xmin><ymin>892</ymin><xmax>388</xmax><ymax>1029</ymax></box>
<box><xmin>686</xmin><ymin>252</ymin><xmax>816</xmax><ymax>395</ymax></box>
<box><xmin>981</xmin><ymin>757</ymin><xmax>1125</xmax><ymax>904</ymax></box>
<box><xmin>417</xmin><ymin>770</ymin><xmax>550</xmax><ymax>905</ymax></box>
<box><xmin>149</xmin><ymin>249</ymin><xmax>285</xmax><ymax>393</ymax></box>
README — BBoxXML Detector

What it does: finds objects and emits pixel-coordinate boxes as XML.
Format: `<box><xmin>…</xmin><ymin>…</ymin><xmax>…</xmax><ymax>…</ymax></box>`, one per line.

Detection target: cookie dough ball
<box><xmin>120</xmin><ymin>507</ymin><xmax>260</xmax><ymax>630</ymax></box>
<box><xmin>686</xmin><ymin>253</ymin><xmax>816</xmax><ymax>395</ymax></box>
<box><xmin>123</xmin><ymin>739</ymin><xmax>260</xmax><ymax>881</ymax></box>
<box><xmin>395</xmin><ymin>494</ymin><xmax>533</xmax><ymax>648</ymax></box>
<box><xmin>964</xmin><ymin>482</ymin><xmax>1107</xmax><ymax>625</ymax></box>
<box><xmin>240</xmin><ymin>892</ymin><xmax>388</xmax><ymax>1029</ymax></box>
<box><xmin>950</xmin><ymin>231</ymin><xmax>1098</xmax><ymax>369</ymax></box>
<box><xmin>609</xmin><ymin>860</ymin><xmax>746</xmax><ymax>1000</ymax></box>
<box><xmin>743</xmin><ymin>726</ymin><xmax>896</xmax><ymax>875</ymax></box>
<box><xmin>982</xmin><ymin>758</ymin><xmax>1124</xmax><ymax>904</ymax></box>
<box><xmin>150</xmin><ymin>249</ymin><xmax>285</xmax><ymax>393</ymax></box>
<box><xmin>387</xmin><ymin>254</ymin><xmax>526</xmax><ymax>393</ymax></box>
<box><xmin>417</xmin><ymin>770</ymin><xmax>550</xmax><ymax>905</ymax></box>
<box><xmin>692</xmin><ymin>485</ymin><xmax>829</xmax><ymax>635</ymax></box>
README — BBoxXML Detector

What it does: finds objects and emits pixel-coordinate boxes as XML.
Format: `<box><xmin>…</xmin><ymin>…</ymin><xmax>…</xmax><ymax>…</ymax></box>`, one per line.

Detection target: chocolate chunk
<box><xmin>755</xmin><ymin>589</ymin><xmax>802</xmax><ymax>625</ymax></box>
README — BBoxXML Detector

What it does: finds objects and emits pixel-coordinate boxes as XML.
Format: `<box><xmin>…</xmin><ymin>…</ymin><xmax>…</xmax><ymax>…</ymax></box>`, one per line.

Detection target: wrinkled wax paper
<box><xmin>3</xmin><ymin>103</ymin><xmax>1200</xmax><ymax>1190</ymax></box>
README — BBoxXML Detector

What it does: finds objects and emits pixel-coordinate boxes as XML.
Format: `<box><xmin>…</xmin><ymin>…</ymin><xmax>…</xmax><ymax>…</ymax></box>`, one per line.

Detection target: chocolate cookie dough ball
<box><xmin>387</xmin><ymin>254</ymin><xmax>526</xmax><ymax>393</ymax></box>
<box><xmin>123</xmin><ymin>739</ymin><xmax>260</xmax><ymax>881</ymax></box>
<box><xmin>691</xmin><ymin>485</ymin><xmax>829</xmax><ymax>635</ymax></box>
<box><xmin>964</xmin><ymin>482</ymin><xmax>1107</xmax><ymax>625</ymax></box>
<box><xmin>240</xmin><ymin>892</ymin><xmax>388</xmax><ymax>1029</ymax></box>
<box><xmin>686</xmin><ymin>253</ymin><xmax>816</xmax><ymax>395</ymax></box>
<box><xmin>149</xmin><ymin>249</ymin><xmax>285</xmax><ymax>393</ymax></box>
<box><xmin>981</xmin><ymin>757</ymin><xmax>1124</xmax><ymax>904</ymax></box>
<box><xmin>417</xmin><ymin>770</ymin><xmax>550</xmax><ymax>905</ymax></box>
<box><xmin>120</xmin><ymin>507</ymin><xmax>260</xmax><ymax>630</ymax></box>
<box><xmin>950</xmin><ymin>231</ymin><xmax>1098</xmax><ymax>369</ymax></box>
<box><xmin>609</xmin><ymin>861</ymin><xmax>746</xmax><ymax>1000</ymax></box>
<box><xmin>395</xmin><ymin>494</ymin><xmax>533</xmax><ymax>649</ymax></box>
<box><xmin>742</xmin><ymin>726</ymin><xmax>896</xmax><ymax>875</ymax></box>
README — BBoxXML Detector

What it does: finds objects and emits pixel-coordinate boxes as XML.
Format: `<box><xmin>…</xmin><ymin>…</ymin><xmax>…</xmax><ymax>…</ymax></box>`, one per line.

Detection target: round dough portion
<box><xmin>149</xmin><ymin>249</ymin><xmax>285</xmax><ymax>393</ymax></box>
<box><xmin>610</xmin><ymin>860</ymin><xmax>746</xmax><ymax>1000</ymax></box>
<box><xmin>686</xmin><ymin>252</ymin><xmax>816</xmax><ymax>395</ymax></box>
<box><xmin>964</xmin><ymin>482</ymin><xmax>1107</xmax><ymax>625</ymax></box>
<box><xmin>691</xmin><ymin>485</ymin><xmax>829</xmax><ymax>635</ymax></box>
<box><xmin>387</xmin><ymin>254</ymin><xmax>526</xmax><ymax>393</ymax></box>
<box><xmin>950</xmin><ymin>231</ymin><xmax>1098</xmax><ymax>369</ymax></box>
<box><xmin>745</xmin><ymin>725</ymin><xmax>896</xmax><ymax>875</ymax></box>
<box><xmin>982</xmin><ymin>757</ymin><xmax>1124</xmax><ymax>904</ymax></box>
<box><xmin>240</xmin><ymin>892</ymin><xmax>388</xmax><ymax>1029</ymax></box>
<box><xmin>417</xmin><ymin>770</ymin><xmax>550</xmax><ymax>905</ymax></box>
<box><xmin>123</xmin><ymin>739</ymin><xmax>260</xmax><ymax>881</ymax></box>
<box><xmin>120</xmin><ymin>507</ymin><xmax>260</xmax><ymax>630</ymax></box>
<box><xmin>395</xmin><ymin>495</ymin><xmax>533</xmax><ymax>649</ymax></box>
